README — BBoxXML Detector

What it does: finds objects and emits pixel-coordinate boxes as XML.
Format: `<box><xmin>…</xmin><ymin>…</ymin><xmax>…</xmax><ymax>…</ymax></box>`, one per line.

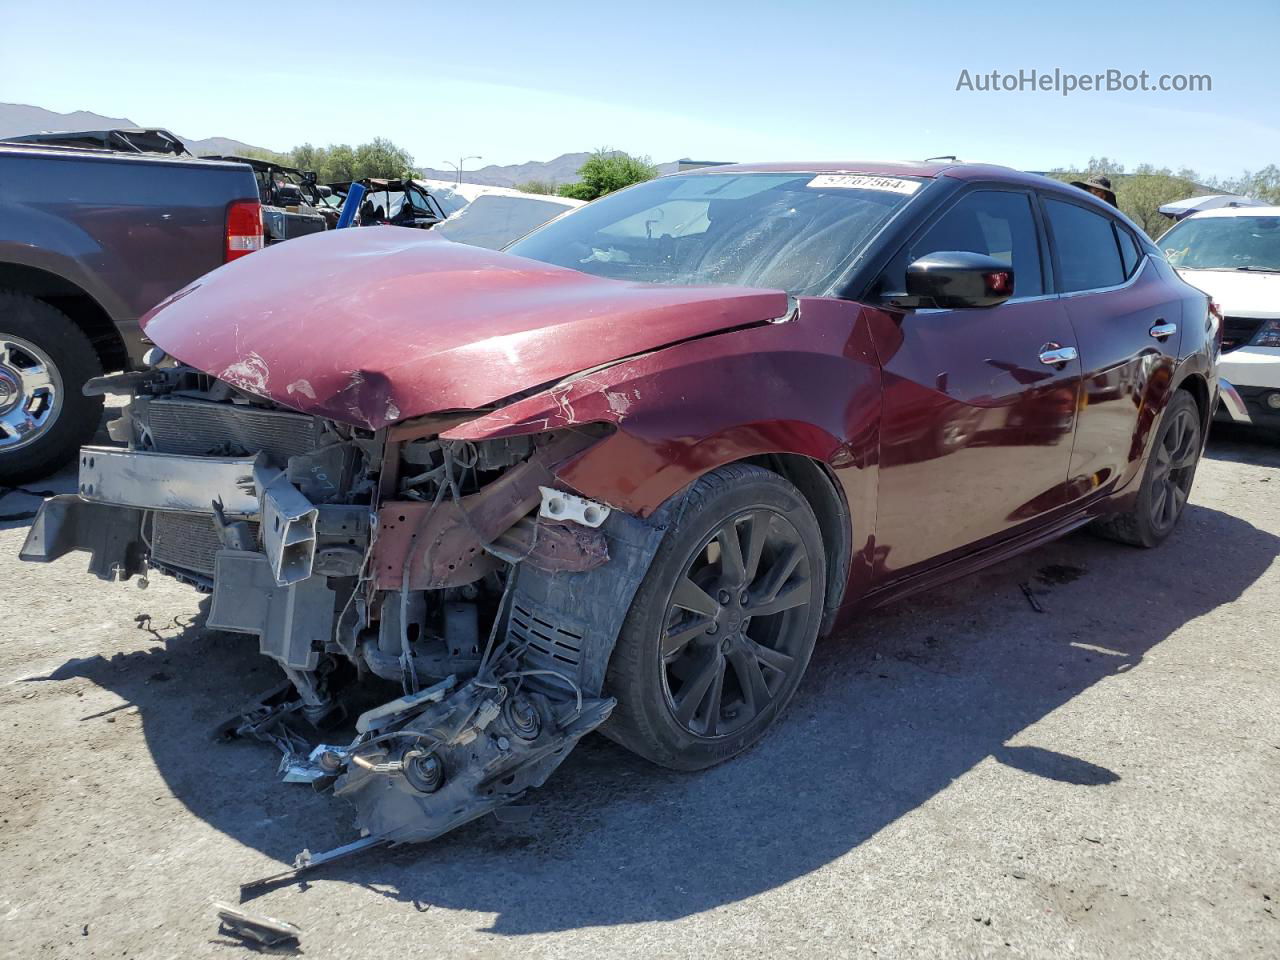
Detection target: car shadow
<box><xmin>0</xmin><ymin>407</ymin><xmax>115</xmax><ymax>531</ymax></box>
<box><xmin>1205</xmin><ymin>423</ymin><xmax>1280</xmax><ymax>468</ymax></box>
<box><xmin>23</xmin><ymin>498</ymin><xmax>1278</xmax><ymax>934</ymax></box>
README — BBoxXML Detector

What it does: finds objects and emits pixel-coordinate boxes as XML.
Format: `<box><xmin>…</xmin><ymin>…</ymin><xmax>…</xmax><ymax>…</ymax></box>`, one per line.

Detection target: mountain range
<box><xmin>419</xmin><ymin>153</ymin><xmax>681</xmax><ymax>187</ymax></box>
<box><xmin>0</xmin><ymin>102</ymin><xmax>268</xmax><ymax>157</ymax></box>
<box><xmin>0</xmin><ymin>102</ymin><xmax>691</xmax><ymax>185</ymax></box>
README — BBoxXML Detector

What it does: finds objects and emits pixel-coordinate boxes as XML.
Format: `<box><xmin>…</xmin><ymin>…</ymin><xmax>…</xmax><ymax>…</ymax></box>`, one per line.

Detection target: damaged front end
<box><xmin>21</xmin><ymin>361</ymin><xmax>665</xmax><ymax>852</ymax></box>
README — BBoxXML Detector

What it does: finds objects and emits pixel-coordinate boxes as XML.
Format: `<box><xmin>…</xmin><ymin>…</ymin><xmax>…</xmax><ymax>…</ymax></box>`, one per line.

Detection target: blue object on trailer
<box><xmin>335</xmin><ymin>182</ymin><xmax>367</xmax><ymax>229</ymax></box>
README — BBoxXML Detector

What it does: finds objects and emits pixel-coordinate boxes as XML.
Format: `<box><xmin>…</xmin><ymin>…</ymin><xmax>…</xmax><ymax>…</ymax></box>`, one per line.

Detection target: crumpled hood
<box><xmin>141</xmin><ymin>227</ymin><xmax>789</xmax><ymax>430</ymax></box>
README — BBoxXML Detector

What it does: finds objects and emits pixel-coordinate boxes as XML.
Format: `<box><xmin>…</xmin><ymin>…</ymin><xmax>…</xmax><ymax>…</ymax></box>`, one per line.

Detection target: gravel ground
<box><xmin>1</xmin><ymin>424</ymin><xmax>1277</xmax><ymax>960</ymax></box>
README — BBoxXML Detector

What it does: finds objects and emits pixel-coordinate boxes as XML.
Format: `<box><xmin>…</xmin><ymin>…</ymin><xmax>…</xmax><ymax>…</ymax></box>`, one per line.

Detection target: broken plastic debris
<box><xmin>538</xmin><ymin>485</ymin><xmax>611</xmax><ymax>528</ymax></box>
<box><xmin>239</xmin><ymin>834</ymin><xmax>389</xmax><ymax>897</ymax></box>
<box><xmin>214</xmin><ymin>901</ymin><xmax>301</xmax><ymax>947</ymax></box>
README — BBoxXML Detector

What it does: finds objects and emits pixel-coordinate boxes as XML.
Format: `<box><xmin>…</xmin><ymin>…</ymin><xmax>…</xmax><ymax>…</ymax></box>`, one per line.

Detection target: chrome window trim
<box><xmin>913</xmin><ymin>292</ymin><xmax>1062</xmax><ymax>314</ymax></box>
<box><xmin>1006</xmin><ymin>292</ymin><xmax>1063</xmax><ymax>304</ymax></box>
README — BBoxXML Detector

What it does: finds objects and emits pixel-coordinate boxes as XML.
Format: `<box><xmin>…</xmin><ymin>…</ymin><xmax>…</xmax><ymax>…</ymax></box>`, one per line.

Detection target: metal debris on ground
<box><xmin>213</xmin><ymin>901</ymin><xmax>301</xmax><ymax>948</ymax></box>
<box><xmin>1020</xmin><ymin>582</ymin><xmax>1046</xmax><ymax>613</ymax></box>
<box><xmin>239</xmin><ymin>834</ymin><xmax>390</xmax><ymax>898</ymax></box>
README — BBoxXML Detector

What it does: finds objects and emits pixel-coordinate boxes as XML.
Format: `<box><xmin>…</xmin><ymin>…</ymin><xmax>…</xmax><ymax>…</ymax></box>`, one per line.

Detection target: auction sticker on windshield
<box><xmin>807</xmin><ymin>174</ymin><xmax>922</xmax><ymax>195</ymax></box>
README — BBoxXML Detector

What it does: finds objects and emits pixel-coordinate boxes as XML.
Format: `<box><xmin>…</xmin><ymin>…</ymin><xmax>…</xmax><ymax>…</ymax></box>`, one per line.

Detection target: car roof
<box><xmin>1181</xmin><ymin>205</ymin><xmax>1280</xmax><ymax>219</ymax></box>
<box><xmin>674</xmin><ymin>159</ymin><xmax>1054</xmax><ymax>188</ymax></box>
<box><xmin>671</xmin><ymin>160</ymin><xmax>1155</xmax><ymax>244</ymax></box>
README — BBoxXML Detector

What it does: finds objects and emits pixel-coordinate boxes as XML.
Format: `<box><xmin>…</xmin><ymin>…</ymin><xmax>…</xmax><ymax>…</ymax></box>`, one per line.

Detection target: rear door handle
<box><xmin>1149</xmin><ymin>320</ymin><xmax>1177</xmax><ymax>340</ymax></box>
<box><xmin>1038</xmin><ymin>343</ymin><xmax>1078</xmax><ymax>365</ymax></box>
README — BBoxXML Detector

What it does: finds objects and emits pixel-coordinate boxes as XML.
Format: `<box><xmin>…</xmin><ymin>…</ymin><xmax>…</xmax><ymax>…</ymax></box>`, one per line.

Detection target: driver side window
<box><xmin>884</xmin><ymin>190</ymin><xmax>1045</xmax><ymax>299</ymax></box>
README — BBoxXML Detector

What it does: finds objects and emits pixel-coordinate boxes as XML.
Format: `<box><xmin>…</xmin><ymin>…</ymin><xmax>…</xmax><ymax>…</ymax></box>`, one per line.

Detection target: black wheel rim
<box><xmin>659</xmin><ymin>507</ymin><xmax>814</xmax><ymax>739</ymax></box>
<box><xmin>1150</xmin><ymin>406</ymin><xmax>1200</xmax><ymax>533</ymax></box>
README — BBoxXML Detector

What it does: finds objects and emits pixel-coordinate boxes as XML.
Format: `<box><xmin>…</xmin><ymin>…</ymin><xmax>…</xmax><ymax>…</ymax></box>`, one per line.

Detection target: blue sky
<box><xmin>2</xmin><ymin>0</ymin><xmax>1277</xmax><ymax>178</ymax></box>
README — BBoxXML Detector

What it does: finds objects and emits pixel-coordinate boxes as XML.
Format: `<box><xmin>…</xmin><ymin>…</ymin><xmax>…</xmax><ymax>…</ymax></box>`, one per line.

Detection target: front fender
<box><xmin>442</xmin><ymin>296</ymin><xmax>883</xmax><ymax>524</ymax></box>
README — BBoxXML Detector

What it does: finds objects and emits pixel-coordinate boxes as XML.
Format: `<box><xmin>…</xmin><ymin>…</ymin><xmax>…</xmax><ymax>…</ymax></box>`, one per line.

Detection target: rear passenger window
<box><xmin>1114</xmin><ymin>224</ymin><xmax>1142</xmax><ymax>278</ymax></box>
<box><xmin>895</xmin><ymin>190</ymin><xmax>1044</xmax><ymax>298</ymax></box>
<box><xmin>1045</xmin><ymin>198</ymin><xmax>1125</xmax><ymax>292</ymax></box>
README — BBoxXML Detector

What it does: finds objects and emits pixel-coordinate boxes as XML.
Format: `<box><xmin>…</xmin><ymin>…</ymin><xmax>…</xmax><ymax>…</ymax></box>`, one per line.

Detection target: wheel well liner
<box><xmin>745</xmin><ymin>453</ymin><xmax>851</xmax><ymax>636</ymax></box>
<box><xmin>1177</xmin><ymin>372</ymin><xmax>1210</xmax><ymax>433</ymax></box>
<box><xmin>0</xmin><ymin>262</ymin><xmax>127</xmax><ymax>372</ymax></box>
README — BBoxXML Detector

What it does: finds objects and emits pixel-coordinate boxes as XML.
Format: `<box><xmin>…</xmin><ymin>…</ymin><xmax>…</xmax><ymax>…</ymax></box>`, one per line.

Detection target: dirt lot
<box><xmin>1</xmin><ymin>425</ymin><xmax>1277</xmax><ymax>960</ymax></box>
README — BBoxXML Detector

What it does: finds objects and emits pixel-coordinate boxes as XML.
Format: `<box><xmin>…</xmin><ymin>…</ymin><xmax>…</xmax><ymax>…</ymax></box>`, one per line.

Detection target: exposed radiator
<box><xmin>143</xmin><ymin>397</ymin><xmax>321</xmax><ymax>462</ymax></box>
<box><xmin>150</xmin><ymin>511</ymin><xmax>260</xmax><ymax>578</ymax></box>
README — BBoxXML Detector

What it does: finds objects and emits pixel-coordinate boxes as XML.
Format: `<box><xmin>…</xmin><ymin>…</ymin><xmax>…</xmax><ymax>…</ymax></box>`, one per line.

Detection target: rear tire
<box><xmin>0</xmin><ymin>291</ymin><xmax>104</xmax><ymax>485</ymax></box>
<box><xmin>1091</xmin><ymin>390</ymin><xmax>1202</xmax><ymax>548</ymax></box>
<box><xmin>602</xmin><ymin>463</ymin><xmax>826</xmax><ymax>771</ymax></box>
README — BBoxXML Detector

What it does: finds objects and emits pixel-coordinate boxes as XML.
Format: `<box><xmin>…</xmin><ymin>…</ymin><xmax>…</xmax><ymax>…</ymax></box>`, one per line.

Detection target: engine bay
<box><xmin>21</xmin><ymin>361</ymin><xmax>667</xmax><ymax>870</ymax></box>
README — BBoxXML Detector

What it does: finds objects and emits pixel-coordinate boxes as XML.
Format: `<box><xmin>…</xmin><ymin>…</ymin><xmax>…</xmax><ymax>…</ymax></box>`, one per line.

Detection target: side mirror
<box><xmin>897</xmin><ymin>251</ymin><xmax>1014</xmax><ymax>309</ymax></box>
<box><xmin>302</xmin><ymin>171</ymin><xmax>318</xmax><ymax>184</ymax></box>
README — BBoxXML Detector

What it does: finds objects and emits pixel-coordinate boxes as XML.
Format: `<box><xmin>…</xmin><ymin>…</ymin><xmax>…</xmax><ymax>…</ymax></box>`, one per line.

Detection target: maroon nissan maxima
<box><xmin>22</xmin><ymin>160</ymin><xmax>1216</xmax><ymax>856</ymax></box>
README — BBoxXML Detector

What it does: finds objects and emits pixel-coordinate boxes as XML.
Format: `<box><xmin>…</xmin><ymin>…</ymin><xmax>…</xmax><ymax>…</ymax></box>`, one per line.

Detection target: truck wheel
<box><xmin>0</xmin><ymin>291</ymin><xmax>104</xmax><ymax>484</ymax></box>
<box><xmin>602</xmin><ymin>464</ymin><xmax>826</xmax><ymax>771</ymax></box>
<box><xmin>1091</xmin><ymin>390</ymin><xmax>1202</xmax><ymax>548</ymax></box>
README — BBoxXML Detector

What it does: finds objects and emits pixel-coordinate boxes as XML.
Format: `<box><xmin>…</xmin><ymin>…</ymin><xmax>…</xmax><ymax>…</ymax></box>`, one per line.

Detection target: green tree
<box><xmin>1049</xmin><ymin>158</ymin><xmax>1280</xmax><ymax>235</ymax></box>
<box><xmin>1120</xmin><ymin>173</ymin><xmax>1203</xmax><ymax>235</ymax></box>
<box><xmin>239</xmin><ymin>146</ymin><xmax>292</xmax><ymax>165</ymax></box>
<box><xmin>241</xmin><ymin>138</ymin><xmax>415</xmax><ymax>183</ymax></box>
<box><xmin>1084</xmin><ymin>156</ymin><xmax>1126</xmax><ymax>177</ymax></box>
<box><xmin>557</xmin><ymin>149</ymin><xmax>658</xmax><ymax>201</ymax></box>
<box><xmin>1214</xmin><ymin>165</ymin><xmax>1280</xmax><ymax>204</ymax></box>
<box><xmin>289</xmin><ymin>142</ymin><xmax>326</xmax><ymax>174</ymax></box>
<box><xmin>352</xmin><ymin>137</ymin><xmax>416</xmax><ymax>180</ymax></box>
<box><xmin>1048</xmin><ymin>164</ymin><xmax>1201</xmax><ymax>236</ymax></box>
<box><xmin>515</xmin><ymin>179</ymin><xmax>557</xmax><ymax>195</ymax></box>
<box><xmin>318</xmin><ymin>144</ymin><xmax>357</xmax><ymax>183</ymax></box>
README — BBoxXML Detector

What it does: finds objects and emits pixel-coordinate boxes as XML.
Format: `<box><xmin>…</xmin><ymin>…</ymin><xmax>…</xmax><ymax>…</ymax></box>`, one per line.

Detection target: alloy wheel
<box><xmin>1149</xmin><ymin>405</ymin><xmax>1200</xmax><ymax>534</ymax></box>
<box><xmin>659</xmin><ymin>507</ymin><xmax>815</xmax><ymax>739</ymax></box>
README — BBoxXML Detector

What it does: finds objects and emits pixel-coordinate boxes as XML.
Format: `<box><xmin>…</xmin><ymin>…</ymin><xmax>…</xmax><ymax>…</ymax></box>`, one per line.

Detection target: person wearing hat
<box><xmin>1071</xmin><ymin>174</ymin><xmax>1118</xmax><ymax>207</ymax></box>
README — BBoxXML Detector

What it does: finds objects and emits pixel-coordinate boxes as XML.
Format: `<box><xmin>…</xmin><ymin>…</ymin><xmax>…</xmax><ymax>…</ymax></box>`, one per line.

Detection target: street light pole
<box><xmin>444</xmin><ymin>155</ymin><xmax>482</xmax><ymax>187</ymax></box>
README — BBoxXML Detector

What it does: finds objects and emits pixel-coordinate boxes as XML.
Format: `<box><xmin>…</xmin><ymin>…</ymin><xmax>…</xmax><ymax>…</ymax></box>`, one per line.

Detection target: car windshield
<box><xmin>1160</xmin><ymin>215</ymin><xmax>1280</xmax><ymax>272</ymax></box>
<box><xmin>506</xmin><ymin>172</ymin><xmax>923</xmax><ymax>296</ymax></box>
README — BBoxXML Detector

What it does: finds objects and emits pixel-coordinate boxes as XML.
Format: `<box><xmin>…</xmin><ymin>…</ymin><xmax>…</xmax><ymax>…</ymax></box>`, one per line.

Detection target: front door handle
<box><xmin>1038</xmin><ymin>343</ymin><xmax>1078</xmax><ymax>366</ymax></box>
<box><xmin>1149</xmin><ymin>320</ymin><xmax>1177</xmax><ymax>340</ymax></box>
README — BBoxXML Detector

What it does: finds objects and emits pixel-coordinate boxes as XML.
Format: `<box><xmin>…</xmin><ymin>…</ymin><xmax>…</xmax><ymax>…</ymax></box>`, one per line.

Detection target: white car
<box><xmin>1159</xmin><ymin>206</ymin><xmax>1280</xmax><ymax>436</ymax></box>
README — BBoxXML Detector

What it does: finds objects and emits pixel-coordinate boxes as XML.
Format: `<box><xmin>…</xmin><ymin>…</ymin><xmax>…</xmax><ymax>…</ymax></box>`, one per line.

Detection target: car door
<box><xmin>871</xmin><ymin>187</ymin><xmax>1082</xmax><ymax>576</ymax></box>
<box><xmin>1040</xmin><ymin>196</ymin><xmax>1183</xmax><ymax>498</ymax></box>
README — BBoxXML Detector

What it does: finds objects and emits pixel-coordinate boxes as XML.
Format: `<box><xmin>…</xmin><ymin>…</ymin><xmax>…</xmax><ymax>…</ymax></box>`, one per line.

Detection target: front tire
<box><xmin>602</xmin><ymin>464</ymin><xmax>826</xmax><ymax>771</ymax></box>
<box><xmin>0</xmin><ymin>291</ymin><xmax>104</xmax><ymax>485</ymax></box>
<box><xmin>1092</xmin><ymin>390</ymin><xmax>1202</xmax><ymax>548</ymax></box>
